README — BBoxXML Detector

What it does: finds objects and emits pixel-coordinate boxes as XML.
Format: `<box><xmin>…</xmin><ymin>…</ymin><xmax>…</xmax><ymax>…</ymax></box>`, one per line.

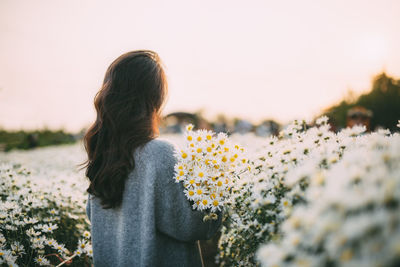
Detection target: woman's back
<box><xmin>86</xmin><ymin>139</ymin><xmax>222</xmax><ymax>267</ymax></box>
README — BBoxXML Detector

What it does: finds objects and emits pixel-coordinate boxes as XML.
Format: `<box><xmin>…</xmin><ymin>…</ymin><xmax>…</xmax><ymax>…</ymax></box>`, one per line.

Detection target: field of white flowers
<box><xmin>1</xmin><ymin>118</ymin><xmax>399</xmax><ymax>266</ymax></box>
<box><xmin>0</xmin><ymin>144</ymin><xmax>92</xmax><ymax>266</ymax></box>
<box><xmin>218</xmin><ymin>118</ymin><xmax>400</xmax><ymax>267</ymax></box>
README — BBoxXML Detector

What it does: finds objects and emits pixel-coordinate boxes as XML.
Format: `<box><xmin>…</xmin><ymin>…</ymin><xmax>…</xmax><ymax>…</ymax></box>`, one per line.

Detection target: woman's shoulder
<box><xmin>136</xmin><ymin>138</ymin><xmax>178</xmax><ymax>162</ymax></box>
<box><xmin>144</xmin><ymin>138</ymin><xmax>177</xmax><ymax>153</ymax></box>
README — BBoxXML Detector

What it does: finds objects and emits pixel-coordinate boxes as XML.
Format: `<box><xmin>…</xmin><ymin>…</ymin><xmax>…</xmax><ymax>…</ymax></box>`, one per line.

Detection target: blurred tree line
<box><xmin>0</xmin><ymin>129</ymin><xmax>76</xmax><ymax>151</ymax></box>
<box><xmin>323</xmin><ymin>72</ymin><xmax>400</xmax><ymax>131</ymax></box>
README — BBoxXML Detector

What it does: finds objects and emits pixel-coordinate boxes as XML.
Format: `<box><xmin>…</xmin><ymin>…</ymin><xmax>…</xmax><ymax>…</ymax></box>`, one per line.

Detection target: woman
<box><xmin>82</xmin><ymin>50</ymin><xmax>222</xmax><ymax>267</ymax></box>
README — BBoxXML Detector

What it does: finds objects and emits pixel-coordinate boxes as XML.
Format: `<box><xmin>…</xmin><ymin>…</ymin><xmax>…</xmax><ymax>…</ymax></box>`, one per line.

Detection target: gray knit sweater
<box><xmin>86</xmin><ymin>139</ymin><xmax>222</xmax><ymax>267</ymax></box>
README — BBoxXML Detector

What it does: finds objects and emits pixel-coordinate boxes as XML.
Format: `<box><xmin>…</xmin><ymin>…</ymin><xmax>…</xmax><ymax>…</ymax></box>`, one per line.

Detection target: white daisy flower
<box><xmin>34</xmin><ymin>255</ymin><xmax>50</xmax><ymax>266</ymax></box>
<box><xmin>83</xmin><ymin>230</ymin><xmax>91</xmax><ymax>239</ymax></box>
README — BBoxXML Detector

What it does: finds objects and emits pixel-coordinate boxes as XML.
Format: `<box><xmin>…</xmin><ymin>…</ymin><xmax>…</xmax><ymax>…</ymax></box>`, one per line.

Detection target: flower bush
<box><xmin>217</xmin><ymin>118</ymin><xmax>400</xmax><ymax>267</ymax></box>
<box><xmin>0</xmin><ymin>144</ymin><xmax>92</xmax><ymax>266</ymax></box>
<box><xmin>257</xmin><ymin>129</ymin><xmax>400</xmax><ymax>267</ymax></box>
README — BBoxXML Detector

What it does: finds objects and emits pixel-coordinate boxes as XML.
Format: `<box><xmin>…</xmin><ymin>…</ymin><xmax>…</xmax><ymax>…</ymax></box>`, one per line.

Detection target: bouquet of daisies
<box><xmin>173</xmin><ymin>125</ymin><xmax>248</xmax><ymax>220</ymax></box>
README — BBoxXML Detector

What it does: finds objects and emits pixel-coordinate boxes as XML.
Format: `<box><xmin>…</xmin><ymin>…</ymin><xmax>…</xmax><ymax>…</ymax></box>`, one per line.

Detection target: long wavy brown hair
<box><xmin>80</xmin><ymin>50</ymin><xmax>167</xmax><ymax>209</ymax></box>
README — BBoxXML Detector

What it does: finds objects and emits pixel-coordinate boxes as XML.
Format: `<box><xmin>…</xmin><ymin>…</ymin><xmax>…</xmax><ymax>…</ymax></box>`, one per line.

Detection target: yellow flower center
<box><xmin>213</xmin><ymin>200</ymin><xmax>219</xmax><ymax>206</ymax></box>
<box><xmin>217</xmin><ymin>181</ymin><xmax>223</xmax><ymax>186</ymax></box>
<box><xmin>202</xmin><ymin>199</ymin><xmax>208</xmax><ymax>205</ymax></box>
<box><xmin>207</xmin><ymin>147</ymin><xmax>212</xmax><ymax>152</ymax></box>
<box><xmin>341</xmin><ymin>249</ymin><xmax>353</xmax><ymax>262</ymax></box>
<box><xmin>197</xmin><ymin>148</ymin><xmax>202</xmax><ymax>153</ymax></box>
<box><xmin>179</xmin><ymin>170</ymin><xmax>184</xmax><ymax>176</ymax></box>
<box><xmin>197</xmin><ymin>189</ymin><xmax>203</xmax><ymax>195</ymax></box>
<box><xmin>198</xmin><ymin>172</ymin><xmax>204</xmax><ymax>178</ymax></box>
<box><xmin>182</xmin><ymin>153</ymin><xmax>187</xmax><ymax>159</ymax></box>
<box><xmin>187</xmin><ymin>136</ymin><xmax>193</xmax><ymax>141</ymax></box>
<box><xmin>197</xmin><ymin>136</ymin><xmax>202</xmax><ymax>141</ymax></box>
<box><xmin>206</xmin><ymin>135</ymin><xmax>212</xmax><ymax>140</ymax></box>
<box><xmin>189</xmin><ymin>191</ymin><xmax>194</xmax><ymax>196</ymax></box>
<box><xmin>189</xmin><ymin>179</ymin><xmax>195</xmax><ymax>184</ymax></box>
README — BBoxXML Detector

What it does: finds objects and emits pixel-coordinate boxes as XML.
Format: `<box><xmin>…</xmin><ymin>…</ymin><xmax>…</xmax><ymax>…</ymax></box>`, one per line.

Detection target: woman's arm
<box><xmin>153</xmin><ymin>140</ymin><xmax>223</xmax><ymax>243</ymax></box>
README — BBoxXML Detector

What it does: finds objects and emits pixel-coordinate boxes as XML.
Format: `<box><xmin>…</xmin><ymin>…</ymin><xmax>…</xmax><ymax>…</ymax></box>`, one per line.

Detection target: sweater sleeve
<box><xmin>153</xmin><ymin>140</ymin><xmax>223</xmax><ymax>243</ymax></box>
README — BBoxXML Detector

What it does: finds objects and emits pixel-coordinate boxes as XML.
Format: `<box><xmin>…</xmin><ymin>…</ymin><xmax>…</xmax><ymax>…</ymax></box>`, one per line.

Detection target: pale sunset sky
<box><xmin>1</xmin><ymin>0</ymin><xmax>400</xmax><ymax>131</ymax></box>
